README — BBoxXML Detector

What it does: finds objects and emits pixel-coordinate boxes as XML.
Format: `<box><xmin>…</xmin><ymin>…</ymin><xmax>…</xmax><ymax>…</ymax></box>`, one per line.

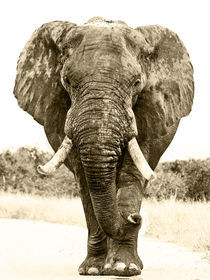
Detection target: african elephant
<box><xmin>14</xmin><ymin>17</ymin><xmax>194</xmax><ymax>276</ymax></box>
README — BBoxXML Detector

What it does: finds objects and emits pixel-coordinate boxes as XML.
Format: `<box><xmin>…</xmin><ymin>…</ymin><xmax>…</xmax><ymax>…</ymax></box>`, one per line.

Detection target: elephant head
<box><xmin>14</xmin><ymin>17</ymin><xmax>194</xmax><ymax>242</ymax></box>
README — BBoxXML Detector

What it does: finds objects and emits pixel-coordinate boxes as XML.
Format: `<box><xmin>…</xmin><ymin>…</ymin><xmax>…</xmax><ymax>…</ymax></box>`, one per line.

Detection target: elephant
<box><xmin>14</xmin><ymin>17</ymin><xmax>194</xmax><ymax>276</ymax></box>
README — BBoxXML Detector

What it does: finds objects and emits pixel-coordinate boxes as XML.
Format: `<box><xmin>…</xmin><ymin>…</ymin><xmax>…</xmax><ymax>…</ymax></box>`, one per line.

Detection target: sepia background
<box><xmin>0</xmin><ymin>0</ymin><xmax>210</xmax><ymax>161</ymax></box>
<box><xmin>0</xmin><ymin>1</ymin><xmax>210</xmax><ymax>279</ymax></box>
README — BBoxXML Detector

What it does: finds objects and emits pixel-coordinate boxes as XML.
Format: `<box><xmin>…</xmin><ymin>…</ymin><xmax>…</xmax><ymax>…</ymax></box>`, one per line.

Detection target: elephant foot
<box><xmin>78</xmin><ymin>254</ymin><xmax>106</xmax><ymax>275</ymax></box>
<box><xmin>104</xmin><ymin>239</ymin><xmax>143</xmax><ymax>276</ymax></box>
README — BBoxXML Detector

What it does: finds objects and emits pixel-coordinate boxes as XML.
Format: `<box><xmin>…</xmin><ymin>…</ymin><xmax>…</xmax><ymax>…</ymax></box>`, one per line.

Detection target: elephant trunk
<box><xmin>66</xmin><ymin>88</ymin><xmax>153</xmax><ymax>238</ymax></box>
<box><xmin>69</xmin><ymin>96</ymin><xmax>126</xmax><ymax>238</ymax></box>
<box><xmin>80</xmin><ymin>146</ymin><xmax>123</xmax><ymax>238</ymax></box>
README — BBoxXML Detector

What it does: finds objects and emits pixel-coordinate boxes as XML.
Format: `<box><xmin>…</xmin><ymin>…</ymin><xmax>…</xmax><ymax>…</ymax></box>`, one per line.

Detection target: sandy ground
<box><xmin>0</xmin><ymin>219</ymin><xmax>209</xmax><ymax>280</ymax></box>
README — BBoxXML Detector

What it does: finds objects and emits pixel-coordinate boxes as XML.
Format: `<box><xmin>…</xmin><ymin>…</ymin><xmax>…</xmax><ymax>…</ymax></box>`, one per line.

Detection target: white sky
<box><xmin>0</xmin><ymin>0</ymin><xmax>210</xmax><ymax>161</ymax></box>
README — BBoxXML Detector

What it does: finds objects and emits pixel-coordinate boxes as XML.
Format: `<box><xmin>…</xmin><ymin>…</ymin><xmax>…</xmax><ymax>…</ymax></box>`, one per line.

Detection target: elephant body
<box><xmin>14</xmin><ymin>17</ymin><xmax>194</xmax><ymax>276</ymax></box>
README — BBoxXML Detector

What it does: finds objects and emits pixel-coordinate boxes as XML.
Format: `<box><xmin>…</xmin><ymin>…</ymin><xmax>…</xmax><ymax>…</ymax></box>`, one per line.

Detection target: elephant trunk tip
<box><xmin>128</xmin><ymin>213</ymin><xmax>142</xmax><ymax>226</ymax></box>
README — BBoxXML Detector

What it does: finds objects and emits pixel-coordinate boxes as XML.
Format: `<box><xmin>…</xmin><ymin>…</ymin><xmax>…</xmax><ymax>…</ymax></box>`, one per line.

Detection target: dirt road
<box><xmin>0</xmin><ymin>219</ymin><xmax>209</xmax><ymax>280</ymax></box>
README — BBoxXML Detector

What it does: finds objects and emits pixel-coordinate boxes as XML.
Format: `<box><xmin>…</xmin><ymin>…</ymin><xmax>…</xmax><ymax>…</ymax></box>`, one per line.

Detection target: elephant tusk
<box><xmin>128</xmin><ymin>138</ymin><xmax>156</xmax><ymax>181</ymax></box>
<box><xmin>37</xmin><ymin>136</ymin><xmax>73</xmax><ymax>175</ymax></box>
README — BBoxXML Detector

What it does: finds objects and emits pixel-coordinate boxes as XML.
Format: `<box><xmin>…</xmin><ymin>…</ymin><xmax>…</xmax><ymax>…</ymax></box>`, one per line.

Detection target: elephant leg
<box><xmin>78</xmin><ymin>179</ymin><xmax>107</xmax><ymax>275</ymax></box>
<box><xmin>104</xmin><ymin>153</ymin><xmax>145</xmax><ymax>276</ymax></box>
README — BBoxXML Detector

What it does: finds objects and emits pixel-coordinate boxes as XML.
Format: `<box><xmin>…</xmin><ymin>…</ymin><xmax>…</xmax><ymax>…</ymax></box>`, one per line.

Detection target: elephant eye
<box><xmin>133</xmin><ymin>79</ymin><xmax>141</xmax><ymax>87</ymax></box>
<box><xmin>65</xmin><ymin>77</ymin><xmax>71</xmax><ymax>87</ymax></box>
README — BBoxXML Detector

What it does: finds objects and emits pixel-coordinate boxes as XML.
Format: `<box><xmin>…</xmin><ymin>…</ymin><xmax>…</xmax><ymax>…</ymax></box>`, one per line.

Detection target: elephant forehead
<box><xmin>79</xmin><ymin>25</ymin><xmax>126</xmax><ymax>44</ymax></box>
<box><xmin>62</xmin><ymin>24</ymin><xmax>145</xmax><ymax>79</ymax></box>
<box><xmin>70</xmin><ymin>24</ymin><xmax>149</xmax><ymax>55</ymax></box>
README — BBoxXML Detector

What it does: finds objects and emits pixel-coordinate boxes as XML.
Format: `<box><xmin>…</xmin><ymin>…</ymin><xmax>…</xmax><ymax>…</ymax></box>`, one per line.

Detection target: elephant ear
<box><xmin>135</xmin><ymin>25</ymin><xmax>194</xmax><ymax>139</ymax></box>
<box><xmin>14</xmin><ymin>21</ymin><xmax>76</xmax><ymax>150</ymax></box>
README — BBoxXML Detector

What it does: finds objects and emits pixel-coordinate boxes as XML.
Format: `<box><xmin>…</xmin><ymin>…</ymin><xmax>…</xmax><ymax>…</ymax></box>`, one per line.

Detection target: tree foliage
<box><xmin>0</xmin><ymin>147</ymin><xmax>79</xmax><ymax>197</ymax></box>
<box><xmin>146</xmin><ymin>159</ymin><xmax>210</xmax><ymax>201</ymax></box>
<box><xmin>0</xmin><ymin>148</ymin><xmax>210</xmax><ymax>201</ymax></box>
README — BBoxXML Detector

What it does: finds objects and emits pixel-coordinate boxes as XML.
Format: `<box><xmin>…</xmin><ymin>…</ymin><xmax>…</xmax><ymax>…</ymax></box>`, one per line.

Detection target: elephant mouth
<box><xmin>37</xmin><ymin>135</ymin><xmax>155</xmax><ymax>181</ymax></box>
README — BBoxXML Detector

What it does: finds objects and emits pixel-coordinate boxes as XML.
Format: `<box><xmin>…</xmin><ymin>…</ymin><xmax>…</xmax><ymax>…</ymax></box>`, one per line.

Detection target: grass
<box><xmin>0</xmin><ymin>192</ymin><xmax>86</xmax><ymax>227</ymax></box>
<box><xmin>142</xmin><ymin>198</ymin><xmax>210</xmax><ymax>256</ymax></box>
<box><xmin>0</xmin><ymin>192</ymin><xmax>209</xmax><ymax>257</ymax></box>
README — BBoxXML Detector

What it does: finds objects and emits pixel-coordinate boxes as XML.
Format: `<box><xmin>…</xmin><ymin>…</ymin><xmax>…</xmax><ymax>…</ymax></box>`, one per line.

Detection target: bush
<box><xmin>183</xmin><ymin>159</ymin><xmax>210</xmax><ymax>201</ymax></box>
<box><xmin>146</xmin><ymin>159</ymin><xmax>210</xmax><ymax>201</ymax></box>
<box><xmin>1</xmin><ymin>148</ymin><xmax>210</xmax><ymax>201</ymax></box>
<box><xmin>0</xmin><ymin>147</ymin><xmax>79</xmax><ymax>197</ymax></box>
<box><xmin>146</xmin><ymin>169</ymin><xmax>187</xmax><ymax>200</ymax></box>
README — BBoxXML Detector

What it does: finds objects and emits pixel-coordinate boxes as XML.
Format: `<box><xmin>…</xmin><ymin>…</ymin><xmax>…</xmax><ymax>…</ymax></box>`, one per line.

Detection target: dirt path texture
<box><xmin>0</xmin><ymin>219</ymin><xmax>209</xmax><ymax>280</ymax></box>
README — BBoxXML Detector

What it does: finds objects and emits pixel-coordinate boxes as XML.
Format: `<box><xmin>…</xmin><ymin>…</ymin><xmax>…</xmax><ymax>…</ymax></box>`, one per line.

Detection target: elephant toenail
<box><xmin>115</xmin><ymin>262</ymin><xmax>126</xmax><ymax>271</ymax></box>
<box><xmin>87</xmin><ymin>267</ymin><xmax>99</xmax><ymax>275</ymax></box>
<box><xmin>78</xmin><ymin>267</ymin><xmax>85</xmax><ymax>275</ymax></box>
<box><xmin>129</xmin><ymin>263</ymin><xmax>138</xmax><ymax>271</ymax></box>
<box><xmin>104</xmin><ymin>263</ymin><xmax>111</xmax><ymax>270</ymax></box>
